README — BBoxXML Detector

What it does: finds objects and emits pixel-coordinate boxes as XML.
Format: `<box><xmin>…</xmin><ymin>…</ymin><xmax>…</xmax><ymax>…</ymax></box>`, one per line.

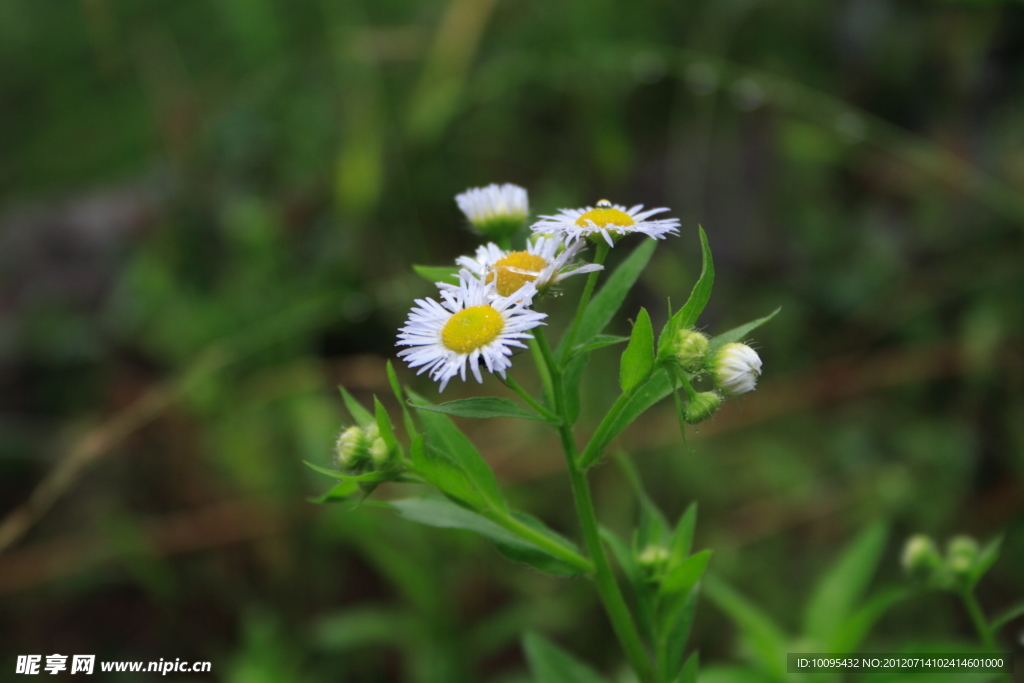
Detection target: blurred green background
<box><xmin>1</xmin><ymin>0</ymin><xmax>1022</xmax><ymax>680</ymax></box>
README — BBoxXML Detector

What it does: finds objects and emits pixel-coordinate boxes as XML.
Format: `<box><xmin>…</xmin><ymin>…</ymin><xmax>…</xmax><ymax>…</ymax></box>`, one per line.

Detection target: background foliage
<box><xmin>0</xmin><ymin>0</ymin><xmax>1022</xmax><ymax>680</ymax></box>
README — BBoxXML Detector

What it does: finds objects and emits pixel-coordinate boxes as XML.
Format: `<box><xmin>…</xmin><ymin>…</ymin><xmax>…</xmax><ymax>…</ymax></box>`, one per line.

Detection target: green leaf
<box><xmin>386</xmin><ymin>360</ymin><xmax>418</xmax><ymax>439</ymax></box>
<box><xmin>559</xmin><ymin>238</ymin><xmax>657</xmax><ymax>356</ymax></box>
<box><xmin>830</xmin><ymin>585</ymin><xmax>914</xmax><ymax>653</ymax></box>
<box><xmin>616</xmin><ymin>455</ymin><xmax>671</xmax><ymax>551</ymax></box>
<box><xmin>307</xmin><ymin>480</ymin><xmax>360</xmax><ymax>504</ymax></box>
<box><xmin>992</xmin><ymin>600</ymin><xmax>1024</xmax><ymax>631</ymax></box>
<box><xmin>412</xmin><ymin>397</ymin><xmax>551</xmax><ymax>422</ymax></box>
<box><xmin>339</xmin><ymin>386</ymin><xmax>374</xmax><ymax>427</ymax></box>
<box><xmin>802</xmin><ymin>521</ymin><xmax>888</xmax><ymax>648</ymax></box>
<box><xmin>967</xmin><ymin>534</ymin><xmax>1002</xmax><ymax>588</ymax></box>
<box><xmin>656</xmin><ymin>551</ymin><xmax>710</xmax><ymax>681</ymax></box>
<box><xmin>570</xmin><ymin>334</ymin><xmax>630</xmax><ymax>359</ymax></box>
<box><xmin>374</xmin><ymin>397</ymin><xmax>400</xmax><ymax>455</ymax></box>
<box><xmin>579</xmin><ymin>369</ymin><xmax>674</xmax><ymax>468</ymax></box>
<box><xmin>601</xmin><ymin>525</ymin><xmax>656</xmax><ymax>642</ymax></box>
<box><xmin>389</xmin><ymin>497</ymin><xmax>583</xmax><ymax>576</ymax></box>
<box><xmin>409</xmin><ymin>435</ymin><xmax>490</xmax><ymax>511</ymax></box>
<box><xmin>707</xmin><ymin>308</ymin><xmax>782</xmax><ymax>355</ymax></box>
<box><xmin>620</xmin><ymin>308</ymin><xmax>655</xmax><ymax>392</ymax></box>
<box><xmin>658</xmin><ymin>226</ymin><xmax>714</xmax><ymax>356</ymax></box>
<box><xmin>412</xmin><ymin>264</ymin><xmax>459</xmax><ymax>285</ymax></box>
<box><xmin>303</xmin><ymin>460</ymin><xmax>393</xmax><ymax>482</ymax></box>
<box><xmin>523</xmin><ymin>632</ymin><xmax>613</xmax><ymax>683</ymax></box>
<box><xmin>670</xmin><ymin>503</ymin><xmax>698</xmax><ymax>567</ymax></box>
<box><xmin>407</xmin><ymin>389</ymin><xmax>506</xmax><ymax>513</ymax></box>
<box><xmin>703</xmin><ymin>575</ymin><xmax>788</xmax><ymax>678</ymax></box>
<box><xmin>561</xmin><ymin>352</ymin><xmax>589</xmax><ymax>426</ymax></box>
<box><xmin>672</xmin><ymin>652</ymin><xmax>699</xmax><ymax>683</ymax></box>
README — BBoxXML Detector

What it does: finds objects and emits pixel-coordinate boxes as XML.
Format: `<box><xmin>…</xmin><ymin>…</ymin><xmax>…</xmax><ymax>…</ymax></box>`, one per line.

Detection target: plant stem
<box><xmin>961</xmin><ymin>589</ymin><xmax>996</xmax><ymax>651</ymax></box>
<box><xmin>487</xmin><ymin>511</ymin><xmax>593</xmax><ymax>574</ymax></box>
<box><xmin>558</xmin><ymin>241</ymin><xmax>610</xmax><ymax>365</ymax></box>
<box><xmin>528</xmin><ymin>338</ymin><xmax>555</xmax><ymax>407</ymax></box>
<box><xmin>502</xmin><ymin>374</ymin><xmax>561</xmax><ymax>424</ymax></box>
<box><xmin>534</xmin><ymin>328</ymin><xmax>654</xmax><ymax>683</ymax></box>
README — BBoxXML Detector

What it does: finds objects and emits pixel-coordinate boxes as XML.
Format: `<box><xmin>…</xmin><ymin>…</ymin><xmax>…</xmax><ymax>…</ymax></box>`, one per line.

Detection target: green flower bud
<box><xmin>637</xmin><ymin>544</ymin><xmax>670</xmax><ymax>579</ymax></box>
<box><xmin>672</xmin><ymin>329</ymin><xmax>710</xmax><ymax>373</ymax></box>
<box><xmin>901</xmin><ymin>534</ymin><xmax>942</xmax><ymax>579</ymax></box>
<box><xmin>946</xmin><ymin>535</ymin><xmax>979</xmax><ymax>575</ymax></box>
<box><xmin>684</xmin><ymin>391</ymin><xmax>721</xmax><ymax>424</ymax></box>
<box><xmin>335</xmin><ymin>426</ymin><xmax>369</xmax><ymax>470</ymax></box>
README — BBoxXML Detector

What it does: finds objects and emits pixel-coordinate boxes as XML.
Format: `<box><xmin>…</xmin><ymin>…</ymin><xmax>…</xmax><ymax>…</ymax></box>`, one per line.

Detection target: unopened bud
<box><xmin>336</xmin><ymin>426</ymin><xmax>369</xmax><ymax>470</ymax></box>
<box><xmin>713</xmin><ymin>342</ymin><xmax>762</xmax><ymax>396</ymax></box>
<box><xmin>685</xmin><ymin>391</ymin><xmax>721</xmax><ymax>424</ymax></box>
<box><xmin>946</xmin><ymin>535</ymin><xmax>979</xmax><ymax>575</ymax></box>
<box><xmin>672</xmin><ymin>329</ymin><xmax>709</xmax><ymax>373</ymax></box>
<box><xmin>455</xmin><ymin>184</ymin><xmax>529</xmax><ymax>240</ymax></box>
<box><xmin>637</xmin><ymin>544</ymin><xmax>670</xmax><ymax>578</ymax></box>
<box><xmin>901</xmin><ymin>534</ymin><xmax>942</xmax><ymax>579</ymax></box>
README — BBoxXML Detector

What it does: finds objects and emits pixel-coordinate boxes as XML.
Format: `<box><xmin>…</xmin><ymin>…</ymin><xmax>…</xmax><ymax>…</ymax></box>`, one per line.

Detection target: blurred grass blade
<box><xmin>704</xmin><ymin>574</ymin><xmax>789</xmax><ymax>678</ymax></box>
<box><xmin>802</xmin><ymin>521</ymin><xmax>888</xmax><ymax>648</ymax></box>
<box><xmin>523</xmin><ymin>632</ymin><xmax>613</xmax><ymax>683</ymax></box>
<box><xmin>830</xmin><ymin>585</ymin><xmax>914</xmax><ymax>653</ymax></box>
<box><xmin>968</xmin><ymin>535</ymin><xmax>1002</xmax><ymax>589</ymax></box>
<box><xmin>413</xmin><ymin>265</ymin><xmax>460</xmax><ymax>286</ymax></box>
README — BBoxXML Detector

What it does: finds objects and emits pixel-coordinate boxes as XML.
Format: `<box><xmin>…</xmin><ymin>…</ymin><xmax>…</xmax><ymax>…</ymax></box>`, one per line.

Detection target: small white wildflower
<box><xmin>455</xmin><ymin>183</ymin><xmax>529</xmax><ymax>239</ymax></box>
<box><xmin>396</xmin><ymin>271</ymin><xmax>547</xmax><ymax>391</ymax></box>
<box><xmin>456</xmin><ymin>236</ymin><xmax>603</xmax><ymax>298</ymax></box>
<box><xmin>530</xmin><ymin>199</ymin><xmax>680</xmax><ymax>247</ymax></box>
<box><xmin>712</xmin><ymin>342</ymin><xmax>762</xmax><ymax>396</ymax></box>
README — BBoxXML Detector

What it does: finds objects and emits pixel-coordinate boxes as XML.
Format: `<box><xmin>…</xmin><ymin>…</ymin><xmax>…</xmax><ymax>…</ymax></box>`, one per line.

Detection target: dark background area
<box><xmin>0</xmin><ymin>0</ymin><xmax>1022</xmax><ymax>680</ymax></box>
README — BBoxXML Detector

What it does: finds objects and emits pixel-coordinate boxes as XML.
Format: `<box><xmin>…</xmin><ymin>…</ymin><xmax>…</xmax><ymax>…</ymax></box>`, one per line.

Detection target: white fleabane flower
<box><xmin>397</xmin><ymin>272</ymin><xmax>546</xmax><ymax>391</ymax></box>
<box><xmin>456</xmin><ymin>236</ymin><xmax>604</xmax><ymax>298</ymax></box>
<box><xmin>455</xmin><ymin>183</ymin><xmax>529</xmax><ymax>240</ymax></box>
<box><xmin>531</xmin><ymin>199</ymin><xmax>680</xmax><ymax>247</ymax></box>
<box><xmin>712</xmin><ymin>342</ymin><xmax>762</xmax><ymax>396</ymax></box>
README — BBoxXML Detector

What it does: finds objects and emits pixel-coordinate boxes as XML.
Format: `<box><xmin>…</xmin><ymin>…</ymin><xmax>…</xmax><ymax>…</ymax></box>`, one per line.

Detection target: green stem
<box><xmin>534</xmin><ymin>329</ymin><xmax>654</xmax><ymax>683</ymax></box>
<box><xmin>558</xmin><ymin>241</ymin><xmax>610</xmax><ymax>365</ymax></box>
<box><xmin>502</xmin><ymin>374</ymin><xmax>561</xmax><ymax>424</ymax></box>
<box><xmin>486</xmin><ymin>511</ymin><xmax>593</xmax><ymax>574</ymax></box>
<box><xmin>961</xmin><ymin>589</ymin><xmax>996</xmax><ymax>651</ymax></box>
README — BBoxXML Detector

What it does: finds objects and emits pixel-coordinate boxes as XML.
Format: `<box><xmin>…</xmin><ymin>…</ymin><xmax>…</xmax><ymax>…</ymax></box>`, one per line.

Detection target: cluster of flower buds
<box><xmin>663</xmin><ymin>327</ymin><xmax>763</xmax><ymax>424</ymax></box>
<box><xmin>901</xmin><ymin>533</ymin><xmax>987</xmax><ymax>588</ymax></box>
<box><xmin>335</xmin><ymin>422</ymin><xmax>398</xmax><ymax>474</ymax></box>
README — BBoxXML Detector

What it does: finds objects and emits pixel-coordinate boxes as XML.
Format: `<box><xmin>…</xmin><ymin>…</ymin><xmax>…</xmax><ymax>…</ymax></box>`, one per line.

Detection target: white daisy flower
<box><xmin>712</xmin><ymin>342</ymin><xmax>762</xmax><ymax>396</ymax></box>
<box><xmin>455</xmin><ymin>236</ymin><xmax>604</xmax><ymax>298</ymax></box>
<box><xmin>397</xmin><ymin>272</ymin><xmax>546</xmax><ymax>391</ymax></box>
<box><xmin>531</xmin><ymin>199</ymin><xmax>680</xmax><ymax>247</ymax></box>
<box><xmin>455</xmin><ymin>183</ymin><xmax>529</xmax><ymax>240</ymax></box>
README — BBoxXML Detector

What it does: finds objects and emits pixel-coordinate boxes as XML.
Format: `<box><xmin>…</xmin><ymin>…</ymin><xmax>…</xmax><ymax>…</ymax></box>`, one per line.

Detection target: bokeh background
<box><xmin>1</xmin><ymin>0</ymin><xmax>1022</xmax><ymax>680</ymax></box>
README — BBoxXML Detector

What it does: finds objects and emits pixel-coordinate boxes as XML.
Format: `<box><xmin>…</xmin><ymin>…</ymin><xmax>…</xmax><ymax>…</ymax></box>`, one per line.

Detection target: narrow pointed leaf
<box><xmin>412</xmin><ymin>397</ymin><xmax>550</xmax><ymax>422</ymax></box>
<box><xmin>708</xmin><ymin>308</ymin><xmax>781</xmax><ymax>354</ymax></box>
<box><xmin>704</xmin><ymin>575</ymin><xmax>789</xmax><ymax>678</ymax></box>
<box><xmin>386</xmin><ymin>361</ymin><xmax>418</xmax><ymax>438</ymax></box>
<box><xmin>523</xmin><ymin>632</ymin><xmax>613</xmax><ymax>683</ymax></box>
<box><xmin>307</xmin><ymin>480</ymin><xmax>360</xmax><ymax>504</ymax></box>
<box><xmin>374</xmin><ymin>397</ymin><xmax>400</xmax><ymax>455</ymax></box>
<box><xmin>672</xmin><ymin>653</ymin><xmax>699</xmax><ymax>683</ymax></box>
<box><xmin>802</xmin><ymin>521</ymin><xmax>888</xmax><ymax>647</ymax></box>
<box><xmin>671</xmin><ymin>503</ymin><xmax>698</xmax><ymax>566</ymax></box>
<box><xmin>412</xmin><ymin>264</ymin><xmax>459</xmax><ymax>285</ymax></box>
<box><xmin>830</xmin><ymin>585</ymin><xmax>914</xmax><ymax>653</ymax></box>
<box><xmin>339</xmin><ymin>386</ymin><xmax>374</xmax><ymax>426</ymax></box>
<box><xmin>658</xmin><ymin>226</ymin><xmax>714</xmax><ymax>355</ymax></box>
<box><xmin>559</xmin><ymin>238</ymin><xmax>657</xmax><ymax>356</ymax></box>
<box><xmin>570</xmin><ymin>334</ymin><xmax>630</xmax><ymax>359</ymax></box>
<box><xmin>562</xmin><ymin>352</ymin><xmax>589</xmax><ymax>426</ymax></box>
<box><xmin>303</xmin><ymin>461</ymin><xmax>393</xmax><ymax>482</ymax></box>
<box><xmin>620</xmin><ymin>308</ymin><xmax>655</xmax><ymax>392</ymax></box>
<box><xmin>968</xmin><ymin>535</ymin><xmax>1002</xmax><ymax>588</ymax></box>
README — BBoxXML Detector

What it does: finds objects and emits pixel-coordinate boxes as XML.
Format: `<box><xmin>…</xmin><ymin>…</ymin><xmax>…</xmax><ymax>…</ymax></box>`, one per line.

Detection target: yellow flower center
<box><xmin>486</xmin><ymin>251</ymin><xmax>548</xmax><ymax>297</ymax></box>
<box><xmin>575</xmin><ymin>207</ymin><xmax>636</xmax><ymax>229</ymax></box>
<box><xmin>441</xmin><ymin>305</ymin><xmax>504</xmax><ymax>354</ymax></box>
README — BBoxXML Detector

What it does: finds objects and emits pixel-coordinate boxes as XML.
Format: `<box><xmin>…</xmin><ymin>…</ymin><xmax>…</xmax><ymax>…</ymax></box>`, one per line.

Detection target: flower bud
<box><xmin>335</xmin><ymin>426</ymin><xmax>369</xmax><ymax>470</ymax></box>
<box><xmin>637</xmin><ymin>544</ymin><xmax>670</xmax><ymax>578</ymax></box>
<box><xmin>672</xmin><ymin>329</ymin><xmax>709</xmax><ymax>373</ymax></box>
<box><xmin>684</xmin><ymin>391</ymin><xmax>721</xmax><ymax>424</ymax></box>
<box><xmin>901</xmin><ymin>534</ymin><xmax>942</xmax><ymax>579</ymax></box>
<box><xmin>713</xmin><ymin>342</ymin><xmax>762</xmax><ymax>396</ymax></box>
<box><xmin>946</xmin><ymin>535</ymin><xmax>979</xmax><ymax>575</ymax></box>
<box><xmin>455</xmin><ymin>184</ymin><xmax>529</xmax><ymax>241</ymax></box>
